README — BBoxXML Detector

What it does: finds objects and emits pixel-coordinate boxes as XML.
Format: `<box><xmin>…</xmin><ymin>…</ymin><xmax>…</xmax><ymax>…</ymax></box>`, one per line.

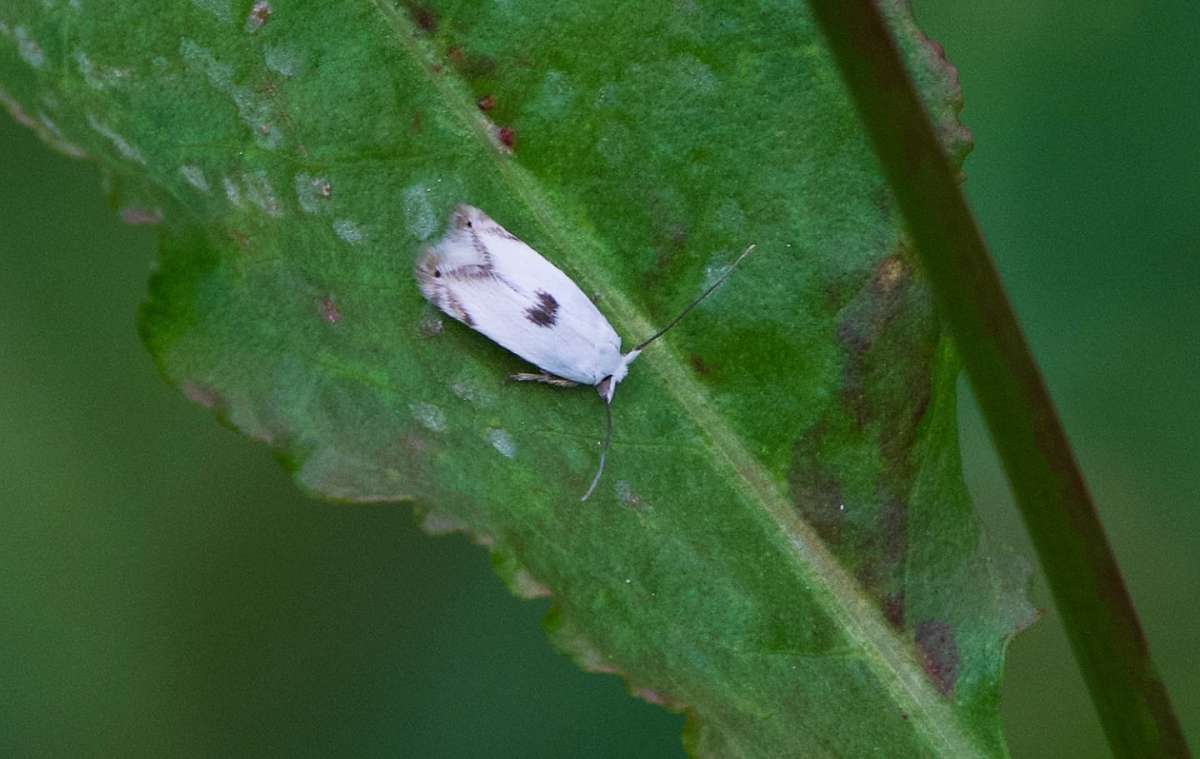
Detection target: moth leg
<box><xmin>510</xmin><ymin>372</ymin><xmax>578</xmax><ymax>388</ymax></box>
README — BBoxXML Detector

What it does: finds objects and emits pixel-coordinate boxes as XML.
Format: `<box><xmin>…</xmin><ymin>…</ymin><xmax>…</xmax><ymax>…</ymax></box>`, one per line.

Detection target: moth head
<box><xmin>450</xmin><ymin>203</ymin><xmax>492</xmax><ymax>231</ymax></box>
<box><xmin>413</xmin><ymin>244</ymin><xmax>445</xmax><ymax>300</ymax></box>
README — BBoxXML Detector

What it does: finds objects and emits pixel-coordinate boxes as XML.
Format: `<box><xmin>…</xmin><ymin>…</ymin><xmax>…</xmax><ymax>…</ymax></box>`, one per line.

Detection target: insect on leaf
<box><xmin>0</xmin><ymin>0</ymin><xmax>1035</xmax><ymax>755</ymax></box>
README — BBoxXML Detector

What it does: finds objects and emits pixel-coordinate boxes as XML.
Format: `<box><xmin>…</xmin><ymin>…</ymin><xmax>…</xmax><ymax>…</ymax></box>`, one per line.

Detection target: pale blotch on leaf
<box><xmin>0</xmin><ymin>87</ymin><xmax>87</xmax><ymax>157</ymax></box>
<box><xmin>180</xmin><ymin>38</ymin><xmax>281</xmax><ymax>150</ymax></box>
<box><xmin>13</xmin><ymin>26</ymin><xmax>45</xmax><ymax>69</ymax></box>
<box><xmin>403</xmin><ymin>184</ymin><xmax>436</xmax><ymax>240</ymax></box>
<box><xmin>74</xmin><ymin>50</ymin><xmax>131</xmax><ymax>91</ymax></box>
<box><xmin>86</xmin><ymin>113</ymin><xmax>145</xmax><ymax>164</ymax></box>
<box><xmin>179</xmin><ymin>164</ymin><xmax>210</xmax><ymax>193</ymax></box>
<box><xmin>507</xmin><ymin>567</ymin><xmax>551</xmax><ymax>599</ymax></box>
<box><xmin>449</xmin><ymin>374</ymin><xmax>496</xmax><ymax>407</ymax></box>
<box><xmin>181</xmin><ymin>380</ymin><xmax>223</xmax><ymax>409</ymax></box>
<box><xmin>264</xmin><ymin>44</ymin><xmax>305</xmax><ymax>78</ymax></box>
<box><xmin>615</xmin><ymin>480</ymin><xmax>642</xmax><ymax>508</ymax></box>
<box><xmin>701</xmin><ymin>259</ymin><xmax>737</xmax><ymax>292</ymax></box>
<box><xmin>241</xmin><ymin>170</ymin><xmax>282</xmax><ymax>217</ymax></box>
<box><xmin>534</xmin><ymin>69</ymin><xmax>575</xmax><ymax>117</ymax></box>
<box><xmin>487</xmin><ymin>428</ymin><xmax>517</xmax><ymax>459</ymax></box>
<box><xmin>35</xmin><ymin>112</ymin><xmax>88</xmax><ymax>158</ymax></box>
<box><xmin>333</xmin><ymin>218</ymin><xmax>364</xmax><ymax>245</ymax></box>
<box><xmin>671</xmin><ymin>54</ymin><xmax>720</xmax><ymax>99</ymax></box>
<box><xmin>418</xmin><ymin>311</ymin><xmax>444</xmax><ymax>338</ymax></box>
<box><xmin>593</xmin><ymin>81</ymin><xmax>619</xmax><ymax>109</ymax></box>
<box><xmin>294</xmin><ymin>172</ymin><xmax>331</xmax><ymax>214</ymax></box>
<box><xmin>420</xmin><ymin>511</ymin><xmax>469</xmax><ymax>536</ymax></box>
<box><xmin>410</xmin><ymin>402</ymin><xmax>447</xmax><ymax>433</ymax></box>
<box><xmin>222</xmin><ymin>175</ymin><xmax>242</xmax><ymax>207</ymax></box>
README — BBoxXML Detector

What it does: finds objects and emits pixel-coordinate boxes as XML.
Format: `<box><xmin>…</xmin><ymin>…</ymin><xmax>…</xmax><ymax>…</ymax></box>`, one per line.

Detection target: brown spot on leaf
<box><xmin>835</xmin><ymin>248</ymin><xmax>931</xmax><ymax>435</ymax></box>
<box><xmin>788</xmin><ymin>422</ymin><xmax>846</xmax><ymax>545</ymax></box>
<box><xmin>689</xmin><ymin>354</ymin><xmax>711</xmax><ymax>375</ymax></box>
<box><xmin>915</xmin><ymin>620</ymin><xmax>958</xmax><ymax>695</ymax></box>
<box><xmin>854</xmin><ymin>496</ymin><xmax>909</xmax><ymax>607</ymax></box>
<box><xmin>409</xmin><ymin>5</ymin><xmax>436</xmax><ymax>32</ymax></box>
<box><xmin>883</xmin><ymin>591</ymin><xmax>905</xmax><ymax>629</ymax></box>
<box><xmin>477</xmin><ymin>94</ymin><xmax>495</xmax><ymax>111</ymax></box>
<box><xmin>448</xmin><ymin>46</ymin><xmax>497</xmax><ymax>78</ymax></box>
<box><xmin>228</xmin><ymin>229</ymin><xmax>251</xmax><ymax>251</ymax></box>
<box><xmin>410</xmin><ymin>110</ymin><xmax>423</xmax><ymax>134</ymax></box>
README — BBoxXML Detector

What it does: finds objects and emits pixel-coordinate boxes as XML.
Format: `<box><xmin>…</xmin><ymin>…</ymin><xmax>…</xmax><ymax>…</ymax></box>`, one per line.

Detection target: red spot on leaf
<box><xmin>498</xmin><ymin>126</ymin><xmax>516</xmax><ymax>149</ymax></box>
<box><xmin>319</xmin><ymin>296</ymin><xmax>340</xmax><ymax>324</ymax></box>
<box><xmin>915</xmin><ymin>620</ymin><xmax>958</xmax><ymax>695</ymax></box>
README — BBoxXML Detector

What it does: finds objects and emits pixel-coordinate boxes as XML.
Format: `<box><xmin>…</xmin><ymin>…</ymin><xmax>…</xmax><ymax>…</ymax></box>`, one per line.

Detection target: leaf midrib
<box><xmin>369</xmin><ymin>2</ymin><xmax>982</xmax><ymax>754</ymax></box>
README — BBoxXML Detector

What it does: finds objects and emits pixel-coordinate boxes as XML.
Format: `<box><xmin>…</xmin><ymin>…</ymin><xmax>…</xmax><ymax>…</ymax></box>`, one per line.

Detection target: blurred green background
<box><xmin>1</xmin><ymin>1</ymin><xmax>1196</xmax><ymax>756</ymax></box>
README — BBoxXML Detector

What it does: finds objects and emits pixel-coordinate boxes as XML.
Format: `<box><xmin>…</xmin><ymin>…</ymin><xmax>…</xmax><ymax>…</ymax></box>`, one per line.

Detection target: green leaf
<box><xmin>0</xmin><ymin>0</ymin><xmax>1035</xmax><ymax>755</ymax></box>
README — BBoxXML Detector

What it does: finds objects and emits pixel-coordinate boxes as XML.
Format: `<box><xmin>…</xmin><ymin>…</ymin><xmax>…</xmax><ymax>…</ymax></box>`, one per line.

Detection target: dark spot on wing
<box><xmin>525</xmin><ymin>290</ymin><xmax>559</xmax><ymax>327</ymax></box>
<box><xmin>468</xmin><ymin>227</ymin><xmax>494</xmax><ymax>266</ymax></box>
<box><xmin>487</xmin><ymin>224</ymin><xmax>519</xmax><ymax>240</ymax></box>
<box><xmin>446</xmin><ymin>291</ymin><xmax>474</xmax><ymax>327</ymax></box>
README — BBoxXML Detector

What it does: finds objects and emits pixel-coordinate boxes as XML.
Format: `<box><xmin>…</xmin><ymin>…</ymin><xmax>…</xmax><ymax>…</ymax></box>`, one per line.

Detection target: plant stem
<box><xmin>804</xmin><ymin>1</ymin><xmax>1190</xmax><ymax>756</ymax></box>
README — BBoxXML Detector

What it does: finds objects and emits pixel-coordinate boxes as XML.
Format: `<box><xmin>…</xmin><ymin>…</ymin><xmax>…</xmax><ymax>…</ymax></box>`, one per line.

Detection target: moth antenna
<box><xmin>632</xmin><ymin>244</ymin><xmax>756</xmax><ymax>352</ymax></box>
<box><xmin>580</xmin><ymin>397</ymin><xmax>614</xmax><ymax>502</ymax></box>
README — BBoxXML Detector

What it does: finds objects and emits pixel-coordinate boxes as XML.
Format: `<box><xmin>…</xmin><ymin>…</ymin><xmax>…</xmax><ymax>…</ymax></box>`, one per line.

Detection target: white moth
<box><xmin>416</xmin><ymin>204</ymin><xmax>753</xmax><ymax>501</ymax></box>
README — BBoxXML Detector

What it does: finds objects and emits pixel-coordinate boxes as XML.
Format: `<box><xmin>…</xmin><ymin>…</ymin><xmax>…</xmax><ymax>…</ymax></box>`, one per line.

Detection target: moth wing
<box><xmin>416</xmin><ymin>205</ymin><xmax>624</xmax><ymax>385</ymax></box>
